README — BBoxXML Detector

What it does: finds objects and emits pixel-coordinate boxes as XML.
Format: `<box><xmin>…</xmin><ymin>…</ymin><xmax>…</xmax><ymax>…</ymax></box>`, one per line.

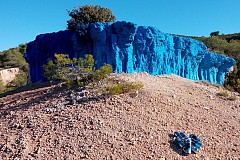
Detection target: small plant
<box><xmin>43</xmin><ymin>54</ymin><xmax>144</xmax><ymax>97</ymax></box>
<box><xmin>9</xmin><ymin>70</ymin><xmax>28</xmax><ymax>87</ymax></box>
<box><xmin>105</xmin><ymin>81</ymin><xmax>143</xmax><ymax>95</ymax></box>
<box><xmin>0</xmin><ymin>79</ymin><xmax>6</xmax><ymax>94</ymax></box>
<box><xmin>43</xmin><ymin>53</ymin><xmax>112</xmax><ymax>87</ymax></box>
<box><xmin>94</xmin><ymin>64</ymin><xmax>113</xmax><ymax>81</ymax></box>
<box><xmin>217</xmin><ymin>91</ymin><xmax>229</xmax><ymax>97</ymax></box>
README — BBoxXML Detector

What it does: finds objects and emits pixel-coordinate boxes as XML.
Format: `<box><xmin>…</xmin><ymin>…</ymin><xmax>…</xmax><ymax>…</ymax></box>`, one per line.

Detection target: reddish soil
<box><xmin>0</xmin><ymin>73</ymin><xmax>239</xmax><ymax>159</ymax></box>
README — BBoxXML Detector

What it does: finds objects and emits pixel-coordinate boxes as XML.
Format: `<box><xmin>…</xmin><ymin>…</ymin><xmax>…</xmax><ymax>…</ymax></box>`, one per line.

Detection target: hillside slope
<box><xmin>0</xmin><ymin>44</ymin><xmax>28</xmax><ymax>93</ymax></box>
<box><xmin>0</xmin><ymin>73</ymin><xmax>239</xmax><ymax>159</ymax></box>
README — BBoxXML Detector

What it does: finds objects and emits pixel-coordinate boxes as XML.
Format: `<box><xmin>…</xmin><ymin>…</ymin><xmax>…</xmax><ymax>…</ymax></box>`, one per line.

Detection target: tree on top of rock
<box><xmin>210</xmin><ymin>31</ymin><xmax>220</xmax><ymax>37</ymax></box>
<box><xmin>67</xmin><ymin>5</ymin><xmax>116</xmax><ymax>30</ymax></box>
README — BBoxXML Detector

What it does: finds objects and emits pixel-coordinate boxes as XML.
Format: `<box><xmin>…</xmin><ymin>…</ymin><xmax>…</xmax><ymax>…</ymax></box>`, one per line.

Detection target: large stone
<box><xmin>0</xmin><ymin>68</ymin><xmax>19</xmax><ymax>86</ymax></box>
<box><xmin>25</xmin><ymin>21</ymin><xmax>235</xmax><ymax>84</ymax></box>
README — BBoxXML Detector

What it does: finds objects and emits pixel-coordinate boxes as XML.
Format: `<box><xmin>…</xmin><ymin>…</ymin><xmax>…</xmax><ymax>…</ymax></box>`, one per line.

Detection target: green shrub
<box><xmin>105</xmin><ymin>81</ymin><xmax>143</xmax><ymax>95</ymax></box>
<box><xmin>225</xmin><ymin>58</ymin><xmax>240</xmax><ymax>93</ymax></box>
<box><xmin>43</xmin><ymin>53</ymin><xmax>112</xmax><ymax>87</ymax></box>
<box><xmin>0</xmin><ymin>44</ymin><xmax>29</xmax><ymax>94</ymax></box>
<box><xmin>0</xmin><ymin>44</ymin><xmax>28</xmax><ymax>72</ymax></box>
<box><xmin>43</xmin><ymin>53</ymin><xmax>144</xmax><ymax>96</ymax></box>
<box><xmin>94</xmin><ymin>64</ymin><xmax>113</xmax><ymax>81</ymax></box>
<box><xmin>67</xmin><ymin>5</ymin><xmax>116</xmax><ymax>30</ymax></box>
<box><xmin>217</xmin><ymin>91</ymin><xmax>229</xmax><ymax>97</ymax></box>
<box><xmin>9</xmin><ymin>70</ymin><xmax>28</xmax><ymax>87</ymax></box>
<box><xmin>0</xmin><ymin>79</ymin><xmax>6</xmax><ymax>94</ymax></box>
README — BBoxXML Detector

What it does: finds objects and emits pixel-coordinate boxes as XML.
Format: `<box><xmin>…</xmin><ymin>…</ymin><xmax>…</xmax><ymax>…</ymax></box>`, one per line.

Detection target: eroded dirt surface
<box><xmin>0</xmin><ymin>73</ymin><xmax>239</xmax><ymax>159</ymax></box>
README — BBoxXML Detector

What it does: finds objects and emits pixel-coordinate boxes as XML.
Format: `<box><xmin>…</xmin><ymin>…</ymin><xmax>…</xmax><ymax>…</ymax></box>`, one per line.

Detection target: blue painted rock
<box><xmin>25</xmin><ymin>21</ymin><xmax>235</xmax><ymax>84</ymax></box>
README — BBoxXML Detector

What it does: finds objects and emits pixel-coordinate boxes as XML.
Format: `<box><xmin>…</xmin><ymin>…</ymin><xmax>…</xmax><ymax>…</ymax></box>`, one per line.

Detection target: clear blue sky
<box><xmin>1</xmin><ymin>0</ymin><xmax>240</xmax><ymax>51</ymax></box>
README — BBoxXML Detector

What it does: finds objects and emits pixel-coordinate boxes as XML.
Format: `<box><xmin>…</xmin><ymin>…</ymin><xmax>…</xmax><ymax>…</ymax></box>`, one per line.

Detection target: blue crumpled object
<box><xmin>173</xmin><ymin>131</ymin><xmax>202</xmax><ymax>155</ymax></box>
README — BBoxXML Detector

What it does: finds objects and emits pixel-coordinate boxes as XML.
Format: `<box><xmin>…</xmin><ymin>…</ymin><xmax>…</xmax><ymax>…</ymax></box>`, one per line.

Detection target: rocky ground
<box><xmin>0</xmin><ymin>73</ymin><xmax>239</xmax><ymax>159</ymax></box>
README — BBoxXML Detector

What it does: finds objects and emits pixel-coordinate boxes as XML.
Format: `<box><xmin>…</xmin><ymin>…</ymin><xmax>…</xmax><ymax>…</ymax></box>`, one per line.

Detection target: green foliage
<box><xmin>9</xmin><ymin>70</ymin><xmax>28</xmax><ymax>87</ymax></box>
<box><xmin>105</xmin><ymin>81</ymin><xmax>143</xmax><ymax>95</ymax></box>
<box><xmin>217</xmin><ymin>91</ymin><xmax>229</xmax><ymax>97</ymax></box>
<box><xmin>18</xmin><ymin>44</ymin><xmax>27</xmax><ymax>55</ymax></box>
<box><xmin>67</xmin><ymin>5</ymin><xmax>116</xmax><ymax>30</ymax></box>
<box><xmin>43</xmin><ymin>59</ymin><xmax>57</xmax><ymax>82</ymax></box>
<box><xmin>218</xmin><ymin>33</ymin><xmax>240</xmax><ymax>42</ymax></box>
<box><xmin>94</xmin><ymin>64</ymin><xmax>113</xmax><ymax>81</ymax></box>
<box><xmin>43</xmin><ymin>53</ymin><xmax>112</xmax><ymax>87</ymax></box>
<box><xmin>210</xmin><ymin>31</ymin><xmax>220</xmax><ymax>37</ymax></box>
<box><xmin>0</xmin><ymin>44</ymin><xmax>28</xmax><ymax>71</ymax></box>
<box><xmin>193</xmin><ymin>33</ymin><xmax>240</xmax><ymax>93</ymax></box>
<box><xmin>0</xmin><ymin>79</ymin><xmax>6</xmax><ymax>94</ymax></box>
<box><xmin>43</xmin><ymin>54</ymin><xmax>143</xmax><ymax>97</ymax></box>
<box><xmin>217</xmin><ymin>90</ymin><xmax>237</xmax><ymax>101</ymax></box>
<box><xmin>84</xmin><ymin>54</ymin><xmax>95</xmax><ymax>72</ymax></box>
<box><xmin>201</xmin><ymin>36</ymin><xmax>228</xmax><ymax>53</ymax></box>
<box><xmin>0</xmin><ymin>44</ymin><xmax>29</xmax><ymax>94</ymax></box>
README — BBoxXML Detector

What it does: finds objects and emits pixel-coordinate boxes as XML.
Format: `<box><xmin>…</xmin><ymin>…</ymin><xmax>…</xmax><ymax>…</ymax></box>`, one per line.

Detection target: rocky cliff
<box><xmin>25</xmin><ymin>21</ymin><xmax>235</xmax><ymax>84</ymax></box>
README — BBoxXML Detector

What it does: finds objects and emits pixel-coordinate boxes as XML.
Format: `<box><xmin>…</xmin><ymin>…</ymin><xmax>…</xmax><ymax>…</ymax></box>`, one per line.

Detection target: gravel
<box><xmin>0</xmin><ymin>72</ymin><xmax>239</xmax><ymax>159</ymax></box>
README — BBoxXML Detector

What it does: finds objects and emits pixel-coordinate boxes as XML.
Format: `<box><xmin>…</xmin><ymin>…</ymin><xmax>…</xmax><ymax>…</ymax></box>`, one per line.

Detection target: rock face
<box><xmin>25</xmin><ymin>21</ymin><xmax>235</xmax><ymax>84</ymax></box>
<box><xmin>0</xmin><ymin>68</ymin><xmax>19</xmax><ymax>86</ymax></box>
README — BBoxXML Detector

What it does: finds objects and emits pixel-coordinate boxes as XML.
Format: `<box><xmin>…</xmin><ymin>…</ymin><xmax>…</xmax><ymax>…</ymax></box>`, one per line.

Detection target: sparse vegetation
<box><xmin>0</xmin><ymin>44</ymin><xmax>28</xmax><ymax>72</ymax></box>
<box><xmin>94</xmin><ymin>64</ymin><xmax>113</xmax><ymax>81</ymax></box>
<box><xmin>43</xmin><ymin>54</ymin><xmax>112</xmax><ymax>87</ymax></box>
<box><xmin>43</xmin><ymin>53</ymin><xmax>143</xmax><ymax>96</ymax></box>
<box><xmin>217</xmin><ymin>90</ymin><xmax>237</xmax><ymax>101</ymax></box>
<box><xmin>192</xmin><ymin>33</ymin><xmax>240</xmax><ymax>93</ymax></box>
<box><xmin>105</xmin><ymin>81</ymin><xmax>143</xmax><ymax>95</ymax></box>
<box><xmin>0</xmin><ymin>44</ymin><xmax>29</xmax><ymax>94</ymax></box>
<box><xmin>9</xmin><ymin>70</ymin><xmax>28</xmax><ymax>87</ymax></box>
<box><xmin>217</xmin><ymin>91</ymin><xmax>229</xmax><ymax>97</ymax></box>
<box><xmin>0</xmin><ymin>79</ymin><xmax>6</xmax><ymax>94</ymax></box>
<box><xmin>198</xmin><ymin>80</ymin><xmax>222</xmax><ymax>89</ymax></box>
